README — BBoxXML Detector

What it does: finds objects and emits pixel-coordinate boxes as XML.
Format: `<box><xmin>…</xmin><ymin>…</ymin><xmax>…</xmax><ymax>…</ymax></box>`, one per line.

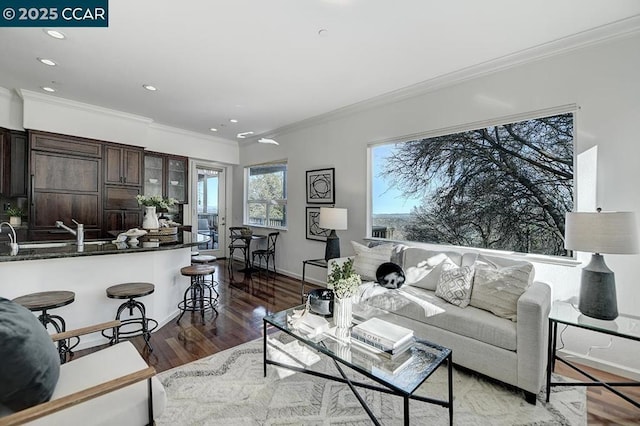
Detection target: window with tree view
<box><xmin>371</xmin><ymin>113</ymin><xmax>574</xmax><ymax>256</ymax></box>
<box><xmin>245</xmin><ymin>162</ymin><xmax>287</xmax><ymax>228</ymax></box>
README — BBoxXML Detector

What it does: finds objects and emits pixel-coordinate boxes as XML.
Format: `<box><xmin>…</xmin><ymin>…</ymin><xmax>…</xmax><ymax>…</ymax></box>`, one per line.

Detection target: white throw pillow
<box><xmin>403</xmin><ymin>248</ymin><xmax>462</xmax><ymax>291</ymax></box>
<box><xmin>470</xmin><ymin>261</ymin><xmax>534</xmax><ymax>321</ymax></box>
<box><xmin>351</xmin><ymin>241</ymin><xmax>393</xmax><ymax>280</ymax></box>
<box><xmin>434</xmin><ymin>258</ymin><xmax>475</xmax><ymax>308</ymax></box>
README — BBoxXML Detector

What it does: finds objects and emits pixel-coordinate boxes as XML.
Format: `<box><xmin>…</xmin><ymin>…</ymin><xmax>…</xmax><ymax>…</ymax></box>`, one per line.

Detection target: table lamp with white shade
<box><xmin>564</xmin><ymin>208</ymin><xmax>639</xmax><ymax>320</ymax></box>
<box><xmin>319</xmin><ymin>207</ymin><xmax>348</xmax><ymax>261</ymax></box>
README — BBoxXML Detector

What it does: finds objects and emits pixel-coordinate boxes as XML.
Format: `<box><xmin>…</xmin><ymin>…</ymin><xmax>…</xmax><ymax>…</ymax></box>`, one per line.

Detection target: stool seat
<box><xmin>106</xmin><ymin>283</ymin><xmax>155</xmax><ymax>299</ymax></box>
<box><xmin>191</xmin><ymin>251</ymin><xmax>200</xmax><ymax>256</ymax></box>
<box><xmin>191</xmin><ymin>255</ymin><xmax>217</xmax><ymax>264</ymax></box>
<box><xmin>181</xmin><ymin>265</ymin><xmax>215</xmax><ymax>276</ymax></box>
<box><xmin>13</xmin><ymin>291</ymin><xmax>75</xmax><ymax>311</ymax></box>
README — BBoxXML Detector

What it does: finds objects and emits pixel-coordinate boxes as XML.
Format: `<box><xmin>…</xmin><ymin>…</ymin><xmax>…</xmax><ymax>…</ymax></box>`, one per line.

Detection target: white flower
<box><xmin>327</xmin><ymin>258</ymin><xmax>362</xmax><ymax>299</ymax></box>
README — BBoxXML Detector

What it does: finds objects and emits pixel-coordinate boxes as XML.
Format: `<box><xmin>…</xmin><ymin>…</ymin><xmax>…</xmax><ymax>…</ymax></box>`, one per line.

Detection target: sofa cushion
<box><xmin>434</xmin><ymin>259</ymin><xmax>475</xmax><ymax>308</ymax></box>
<box><xmin>402</xmin><ymin>248</ymin><xmax>462</xmax><ymax>291</ymax></box>
<box><xmin>0</xmin><ymin>298</ymin><xmax>60</xmax><ymax>412</ymax></box>
<box><xmin>385</xmin><ymin>286</ymin><xmax>517</xmax><ymax>351</ymax></box>
<box><xmin>351</xmin><ymin>241</ymin><xmax>393</xmax><ymax>280</ymax></box>
<box><xmin>470</xmin><ymin>257</ymin><xmax>534</xmax><ymax>321</ymax></box>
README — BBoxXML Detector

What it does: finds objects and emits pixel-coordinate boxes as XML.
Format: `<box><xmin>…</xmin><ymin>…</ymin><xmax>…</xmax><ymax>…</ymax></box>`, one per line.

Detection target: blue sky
<box><xmin>371</xmin><ymin>144</ymin><xmax>422</xmax><ymax>215</ymax></box>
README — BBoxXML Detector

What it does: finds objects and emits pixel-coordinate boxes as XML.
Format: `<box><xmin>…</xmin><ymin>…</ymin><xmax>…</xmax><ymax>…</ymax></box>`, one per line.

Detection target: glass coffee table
<box><xmin>263</xmin><ymin>306</ymin><xmax>453</xmax><ymax>425</ymax></box>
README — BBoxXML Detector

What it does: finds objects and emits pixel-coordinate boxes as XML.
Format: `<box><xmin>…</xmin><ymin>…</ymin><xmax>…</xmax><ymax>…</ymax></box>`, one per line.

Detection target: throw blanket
<box><xmin>355</xmin><ymin>282</ymin><xmax>445</xmax><ymax>317</ymax></box>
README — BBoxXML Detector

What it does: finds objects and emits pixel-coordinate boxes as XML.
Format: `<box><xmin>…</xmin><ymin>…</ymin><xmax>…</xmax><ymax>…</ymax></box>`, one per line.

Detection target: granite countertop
<box><xmin>0</xmin><ymin>231</ymin><xmax>209</xmax><ymax>262</ymax></box>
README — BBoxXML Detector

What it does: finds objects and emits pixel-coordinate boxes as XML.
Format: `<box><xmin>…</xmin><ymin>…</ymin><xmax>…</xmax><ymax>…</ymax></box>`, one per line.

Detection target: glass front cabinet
<box><xmin>143</xmin><ymin>153</ymin><xmax>188</xmax><ymax>204</ymax></box>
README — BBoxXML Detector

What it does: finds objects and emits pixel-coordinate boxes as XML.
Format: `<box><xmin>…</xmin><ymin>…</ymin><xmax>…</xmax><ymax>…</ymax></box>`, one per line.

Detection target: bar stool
<box><xmin>177</xmin><ymin>264</ymin><xmax>217</xmax><ymax>324</ymax></box>
<box><xmin>101</xmin><ymin>282</ymin><xmax>158</xmax><ymax>351</ymax></box>
<box><xmin>192</xmin><ymin>254</ymin><xmax>218</xmax><ymax>297</ymax></box>
<box><xmin>12</xmin><ymin>290</ymin><xmax>76</xmax><ymax>363</ymax></box>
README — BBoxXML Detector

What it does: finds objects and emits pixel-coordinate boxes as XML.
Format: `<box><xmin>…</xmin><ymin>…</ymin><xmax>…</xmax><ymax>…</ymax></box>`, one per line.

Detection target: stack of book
<box><xmin>351</xmin><ymin>317</ymin><xmax>414</xmax><ymax>359</ymax></box>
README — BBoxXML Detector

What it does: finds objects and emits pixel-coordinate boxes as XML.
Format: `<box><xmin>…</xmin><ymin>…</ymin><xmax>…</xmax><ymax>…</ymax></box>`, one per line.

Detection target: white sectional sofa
<box><xmin>330</xmin><ymin>242</ymin><xmax>551</xmax><ymax>403</ymax></box>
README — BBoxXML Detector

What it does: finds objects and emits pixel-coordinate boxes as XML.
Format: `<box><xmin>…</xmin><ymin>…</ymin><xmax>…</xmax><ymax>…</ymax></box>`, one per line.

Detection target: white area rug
<box><xmin>157</xmin><ymin>335</ymin><xmax>585</xmax><ymax>425</ymax></box>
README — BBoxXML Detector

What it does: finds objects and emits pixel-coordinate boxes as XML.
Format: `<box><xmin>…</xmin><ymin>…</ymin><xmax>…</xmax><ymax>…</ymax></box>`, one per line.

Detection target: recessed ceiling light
<box><xmin>210</xmin><ymin>128</ymin><xmax>218</xmax><ymax>132</ymax></box>
<box><xmin>318</xmin><ymin>29</ymin><xmax>329</xmax><ymax>37</ymax></box>
<box><xmin>237</xmin><ymin>131</ymin><xmax>254</xmax><ymax>139</ymax></box>
<box><xmin>142</xmin><ymin>84</ymin><xmax>157</xmax><ymax>91</ymax></box>
<box><xmin>37</xmin><ymin>58</ymin><xmax>57</xmax><ymax>66</ymax></box>
<box><xmin>41</xmin><ymin>86</ymin><xmax>56</xmax><ymax>93</ymax></box>
<box><xmin>258</xmin><ymin>138</ymin><xmax>279</xmax><ymax>145</ymax></box>
<box><xmin>229</xmin><ymin>119</ymin><xmax>238</xmax><ymax>123</ymax></box>
<box><xmin>44</xmin><ymin>29</ymin><xmax>66</xmax><ymax>40</ymax></box>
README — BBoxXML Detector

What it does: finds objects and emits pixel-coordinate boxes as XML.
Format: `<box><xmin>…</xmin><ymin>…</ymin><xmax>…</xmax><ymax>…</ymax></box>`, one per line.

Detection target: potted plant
<box><xmin>327</xmin><ymin>258</ymin><xmax>362</xmax><ymax>331</ymax></box>
<box><xmin>6</xmin><ymin>206</ymin><xmax>24</xmax><ymax>226</ymax></box>
<box><xmin>135</xmin><ymin>195</ymin><xmax>178</xmax><ymax>229</ymax></box>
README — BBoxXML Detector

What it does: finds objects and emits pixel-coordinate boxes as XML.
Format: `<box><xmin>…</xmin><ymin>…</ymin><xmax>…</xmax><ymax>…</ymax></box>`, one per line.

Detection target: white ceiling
<box><xmin>1</xmin><ymin>0</ymin><xmax>639</xmax><ymax>143</ymax></box>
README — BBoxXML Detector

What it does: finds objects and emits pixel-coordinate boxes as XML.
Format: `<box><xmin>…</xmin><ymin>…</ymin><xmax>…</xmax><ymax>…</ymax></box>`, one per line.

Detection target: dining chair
<box><xmin>251</xmin><ymin>231</ymin><xmax>279</xmax><ymax>276</ymax></box>
<box><xmin>227</xmin><ymin>226</ymin><xmax>250</xmax><ymax>274</ymax></box>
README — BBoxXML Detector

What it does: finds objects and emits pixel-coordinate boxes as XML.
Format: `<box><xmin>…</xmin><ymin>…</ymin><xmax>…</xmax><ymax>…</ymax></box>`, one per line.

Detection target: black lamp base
<box><xmin>324</xmin><ymin>230</ymin><xmax>341</xmax><ymax>261</ymax></box>
<box><xmin>578</xmin><ymin>253</ymin><xmax>618</xmax><ymax>320</ymax></box>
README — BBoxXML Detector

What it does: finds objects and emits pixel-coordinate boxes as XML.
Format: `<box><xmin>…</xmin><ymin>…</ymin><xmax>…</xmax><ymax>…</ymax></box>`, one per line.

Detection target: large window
<box><xmin>371</xmin><ymin>112</ymin><xmax>574</xmax><ymax>256</ymax></box>
<box><xmin>245</xmin><ymin>162</ymin><xmax>287</xmax><ymax>229</ymax></box>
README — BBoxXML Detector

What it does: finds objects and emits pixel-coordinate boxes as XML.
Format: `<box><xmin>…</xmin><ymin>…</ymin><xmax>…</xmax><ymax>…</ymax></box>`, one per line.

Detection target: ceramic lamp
<box><xmin>564</xmin><ymin>208</ymin><xmax>638</xmax><ymax>320</ymax></box>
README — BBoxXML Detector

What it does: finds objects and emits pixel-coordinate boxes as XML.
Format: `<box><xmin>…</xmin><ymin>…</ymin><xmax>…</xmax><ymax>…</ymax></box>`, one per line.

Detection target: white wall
<box><xmin>237</xmin><ymin>33</ymin><xmax>640</xmax><ymax>377</ymax></box>
<box><xmin>1</xmin><ymin>88</ymin><xmax>240</xmax><ymax>165</ymax></box>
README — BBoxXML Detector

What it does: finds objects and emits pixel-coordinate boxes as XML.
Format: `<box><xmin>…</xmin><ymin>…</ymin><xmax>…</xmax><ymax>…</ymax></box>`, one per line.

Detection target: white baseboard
<box><xmin>557</xmin><ymin>348</ymin><xmax>640</xmax><ymax>381</ymax></box>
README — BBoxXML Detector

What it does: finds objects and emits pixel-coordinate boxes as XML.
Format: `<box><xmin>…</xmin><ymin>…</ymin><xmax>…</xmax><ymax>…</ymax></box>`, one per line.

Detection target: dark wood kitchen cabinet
<box><xmin>143</xmin><ymin>152</ymin><xmax>188</xmax><ymax>203</ymax></box>
<box><xmin>0</xmin><ymin>129</ymin><xmax>27</xmax><ymax>197</ymax></box>
<box><xmin>28</xmin><ymin>131</ymin><xmax>102</xmax><ymax>240</ymax></box>
<box><xmin>103</xmin><ymin>185</ymin><xmax>142</xmax><ymax>234</ymax></box>
<box><xmin>104</xmin><ymin>145</ymin><xmax>143</xmax><ymax>186</ymax></box>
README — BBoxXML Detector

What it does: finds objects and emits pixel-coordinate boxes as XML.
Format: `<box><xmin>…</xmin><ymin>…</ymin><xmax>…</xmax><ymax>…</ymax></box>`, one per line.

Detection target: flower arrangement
<box><xmin>135</xmin><ymin>194</ymin><xmax>178</xmax><ymax>209</ymax></box>
<box><xmin>327</xmin><ymin>258</ymin><xmax>362</xmax><ymax>299</ymax></box>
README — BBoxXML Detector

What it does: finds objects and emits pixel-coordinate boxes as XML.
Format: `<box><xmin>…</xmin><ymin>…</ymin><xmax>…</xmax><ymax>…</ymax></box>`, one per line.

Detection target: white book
<box><xmin>352</xmin><ymin>317</ymin><xmax>414</xmax><ymax>349</ymax></box>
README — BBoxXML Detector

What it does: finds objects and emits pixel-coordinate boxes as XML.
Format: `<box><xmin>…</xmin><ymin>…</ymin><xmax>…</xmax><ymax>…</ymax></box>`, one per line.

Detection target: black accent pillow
<box><xmin>0</xmin><ymin>298</ymin><xmax>60</xmax><ymax>412</ymax></box>
<box><xmin>376</xmin><ymin>262</ymin><xmax>406</xmax><ymax>289</ymax></box>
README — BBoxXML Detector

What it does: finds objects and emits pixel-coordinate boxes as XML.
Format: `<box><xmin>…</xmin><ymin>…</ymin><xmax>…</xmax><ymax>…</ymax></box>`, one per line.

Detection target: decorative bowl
<box><xmin>170</xmin><ymin>180</ymin><xmax>179</xmax><ymax>185</ymax></box>
<box><xmin>148</xmin><ymin>178</ymin><xmax>158</xmax><ymax>184</ymax></box>
<box><xmin>308</xmin><ymin>289</ymin><xmax>334</xmax><ymax>316</ymax></box>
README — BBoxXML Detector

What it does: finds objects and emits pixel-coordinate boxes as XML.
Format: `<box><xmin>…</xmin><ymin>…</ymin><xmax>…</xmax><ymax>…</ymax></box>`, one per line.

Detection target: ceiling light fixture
<box><xmin>258</xmin><ymin>138</ymin><xmax>279</xmax><ymax>145</ymax></box>
<box><xmin>209</xmin><ymin>128</ymin><xmax>218</xmax><ymax>132</ymax></box>
<box><xmin>237</xmin><ymin>131</ymin><xmax>254</xmax><ymax>139</ymax></box>
<box><xmin>41</xmin><ymin>86</ymin><xmax>56</xmax><ymax>93</ymax></box>
<box><xmin>44</xmin><ymin>29</ymin><xmax>66</xmax><ymax>40</ymax></box>
<box><xmin>318</xmin><ymin>29</ymin><xmax>329</xmax><ymax>37</ymax></box>
<box><xmin>229</xmin><ymin>119</ymin><xmax>238</xmax><ymax>123</ymax></box>
<box><xmin>142</xmin><ymin>84</ymin><xmax>157</xmax><ymax>91</ymax></box>
<box><xmin>37</xmin><ymin>58</ymin><xmax>57</xmax><ymax>66</ymax></box>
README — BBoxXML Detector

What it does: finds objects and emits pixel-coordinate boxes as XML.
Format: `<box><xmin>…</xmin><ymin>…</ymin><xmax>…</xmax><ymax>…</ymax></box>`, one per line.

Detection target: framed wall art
<box><xmin>306</xmin><ymin>168</ymin><xmax>335</xmax><ymax>204</ymax></box>
<box><xmin>306</xmin><ymin>206</ymin><xmax>332</xmax><ymax>241</ymax></box>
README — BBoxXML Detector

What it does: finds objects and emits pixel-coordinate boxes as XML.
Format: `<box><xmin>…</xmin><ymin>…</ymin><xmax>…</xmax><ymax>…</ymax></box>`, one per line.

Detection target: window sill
<box><xmin>245</xmin><ymin>224</ymin><xmax>287</xmax><ymax>231</ymax></box>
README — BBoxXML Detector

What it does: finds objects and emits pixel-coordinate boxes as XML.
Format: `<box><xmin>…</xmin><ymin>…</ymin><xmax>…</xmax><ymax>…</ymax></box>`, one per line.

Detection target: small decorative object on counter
<box><xmin>327</xmin><ymin>258</ymin><xmax>361</xmax><ymax>332</ymax></box>
<box><xmin>6</xmin><ymin>207</ymin><xmax>24</xmax><ymax>227</ymax></box>
<box><xmin>136</xmin><ymin>195</ymin><xmax>177</xmax><ymax>230</ymax></box>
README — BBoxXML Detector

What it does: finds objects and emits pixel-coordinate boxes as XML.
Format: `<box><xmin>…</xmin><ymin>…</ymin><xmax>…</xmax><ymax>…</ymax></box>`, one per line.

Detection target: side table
<box><xmin>546</xmin><ymin>301</ymin><xmax>640</xmax><ymax>408</ymax></box>
<box><xmin>301</xmin><ymin>258</ymin><xmax>328</xmax><ymax>302</ymax></box>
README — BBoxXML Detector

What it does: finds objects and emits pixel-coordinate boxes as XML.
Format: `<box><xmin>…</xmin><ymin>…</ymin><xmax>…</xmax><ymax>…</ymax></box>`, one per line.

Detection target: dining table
<box><xmin>235</xmin><ymin>233</ymin><xmax>267</xmax><ymax>274</ymax></box>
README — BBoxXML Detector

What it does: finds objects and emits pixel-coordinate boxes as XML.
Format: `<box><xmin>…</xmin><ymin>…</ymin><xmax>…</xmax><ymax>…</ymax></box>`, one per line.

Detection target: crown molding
<box><xmin>18</xmin><ymin>89</ymin><xmax>154</xmax><ymax>124</ymax></box>
<box><xmin>252</xmin><ymin>14</ymin><xmax>640</xmax><ymax>142</ymax></box>
<box><xmin>0</xmin><ymin>87</ymin><xmax>13</xmax><ymax>100</ymax></box>
<box><xmin>148</xmin><ymin>122</ymin><xmax>238</xmax><ymax>146</ymax></box>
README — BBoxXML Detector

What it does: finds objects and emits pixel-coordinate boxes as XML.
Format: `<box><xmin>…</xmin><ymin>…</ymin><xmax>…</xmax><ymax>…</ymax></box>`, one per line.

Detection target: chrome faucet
<box><xmin>55</xmin><ymin>219</ymin><xmax>84</xmax><ymax>247</ymax></box>
<box><xmin>0</xmin><ymin>221</ymin><xmax>19</xmax><ymax>255</ymax></box>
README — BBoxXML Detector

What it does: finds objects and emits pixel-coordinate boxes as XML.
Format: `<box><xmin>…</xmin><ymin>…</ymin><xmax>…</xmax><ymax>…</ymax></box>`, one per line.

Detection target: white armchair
<box><xmin>1</xmin><ymin>321</ymin><xmax>166</xmax><ymax>426</ymax></box>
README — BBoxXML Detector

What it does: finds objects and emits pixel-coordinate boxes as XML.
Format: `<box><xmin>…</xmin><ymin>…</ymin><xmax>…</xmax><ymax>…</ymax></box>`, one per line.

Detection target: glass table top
<box><xmin>264</xmin><ymin>305</ymin><xmax>451</xmax><ymax>395</ymax></box>
<box><xmin>550</xmin><ymin>301</ymin><xmax>640</xmax><ymax>342</ymax></box>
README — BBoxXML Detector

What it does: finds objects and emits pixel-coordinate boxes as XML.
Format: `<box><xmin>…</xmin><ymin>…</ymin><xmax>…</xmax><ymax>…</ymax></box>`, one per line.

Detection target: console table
<box><xmin>301</xmin><ymin>258</ymin><xmax>328</xmax><ymax>302</ymax></box>
<box><xmin>546</xmin><ymin>301</ymin><xmax>640</xmax><ymax>408</ymax></box>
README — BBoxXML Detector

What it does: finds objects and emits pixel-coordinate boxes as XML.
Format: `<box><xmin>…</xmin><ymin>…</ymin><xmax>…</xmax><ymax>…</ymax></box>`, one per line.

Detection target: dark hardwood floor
<box><xmin>79</xmin><ymin>258</ymin><xmax>639</xmax><ymax>425</ymax></box>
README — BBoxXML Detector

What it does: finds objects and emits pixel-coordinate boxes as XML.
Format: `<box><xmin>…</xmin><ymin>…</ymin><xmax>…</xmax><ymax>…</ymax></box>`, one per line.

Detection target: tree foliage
<box><xmin>381</xmin><ymin>113</ymin><xmax>573</xmax><ymax>256</ymax></box>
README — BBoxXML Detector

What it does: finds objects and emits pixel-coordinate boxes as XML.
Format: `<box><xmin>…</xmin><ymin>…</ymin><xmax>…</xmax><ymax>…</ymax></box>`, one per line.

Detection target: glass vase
<box><xmin>333</xmin><ymin>295</ymin><xmax>353</xmax><ymax>332</ymax></box>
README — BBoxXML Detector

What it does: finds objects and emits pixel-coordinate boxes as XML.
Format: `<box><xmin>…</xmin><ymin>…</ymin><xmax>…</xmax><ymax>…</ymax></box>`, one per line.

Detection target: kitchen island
<box><xmin>0</xmin><ymin>232</ymin><xmax>210</xmax><ymax>349</ymax></box>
